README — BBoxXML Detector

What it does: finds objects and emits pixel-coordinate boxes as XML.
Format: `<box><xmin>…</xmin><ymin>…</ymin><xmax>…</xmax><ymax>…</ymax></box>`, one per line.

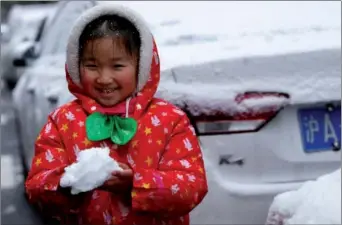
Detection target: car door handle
<box><xmin>26</xmin><ymin>88</ymin><xmax>35</xmax><ymax>94</ymax></box>
<box><xmin>47</xmin><ymin>95</ymin><xmax>58</xmax><ymax>104</ymax></box>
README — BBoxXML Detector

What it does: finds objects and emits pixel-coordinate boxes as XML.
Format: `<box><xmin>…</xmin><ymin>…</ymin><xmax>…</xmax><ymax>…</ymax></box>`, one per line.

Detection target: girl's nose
<box><xmin>96</xmin><ymin>70</ymin><xmax>113</xmax><ymax>85</ymax></box>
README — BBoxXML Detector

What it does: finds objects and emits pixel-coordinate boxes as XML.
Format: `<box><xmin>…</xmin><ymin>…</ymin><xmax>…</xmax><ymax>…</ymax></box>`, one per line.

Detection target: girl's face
<box><xmin>80</xmin><ymin>37</ymin><xmax>138</xmax><ymax>107</ymax></box>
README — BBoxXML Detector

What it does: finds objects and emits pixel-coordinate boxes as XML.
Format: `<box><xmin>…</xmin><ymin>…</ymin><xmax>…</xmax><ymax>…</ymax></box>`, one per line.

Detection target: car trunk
<box><xmin>157</xmin><ymin>48</ymin><xmax>341</xmax><ymax>185</ymax></box>
<box><xmin>197</xmin><ymin>102</ymin><xmax>340</xmax><ymax>185</ymax></box>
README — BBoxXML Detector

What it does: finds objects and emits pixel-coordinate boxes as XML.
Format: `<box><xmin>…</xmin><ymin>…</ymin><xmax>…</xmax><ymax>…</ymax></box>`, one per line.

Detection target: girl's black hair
<box><xmin>79</xmin><ymin>15</ymin><xmax>141</xmax><ymax>61</ymax></box>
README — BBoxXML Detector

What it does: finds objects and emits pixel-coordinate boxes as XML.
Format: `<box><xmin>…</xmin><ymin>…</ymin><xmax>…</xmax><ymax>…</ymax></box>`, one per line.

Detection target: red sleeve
<box><xmin>25</xmin><ymin>114</ymin><xmax>83</xmax><ymax>219</ymax></box>
<box><xmin>131</xmin><ymin>114</ymin><xmax>208</xmax><ymax>218</ymax></box>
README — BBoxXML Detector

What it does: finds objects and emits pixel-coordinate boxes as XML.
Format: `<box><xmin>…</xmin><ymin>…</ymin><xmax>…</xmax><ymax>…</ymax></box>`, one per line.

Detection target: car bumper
<box><xmin>215</xmin><ymin>172</ymin><xmax>304</xmax><ymax>197</ymax></box>
<box><xmin>190</xmin><ymin>168</ymin><xmax>306</xmax><ymax>224</ymax></box>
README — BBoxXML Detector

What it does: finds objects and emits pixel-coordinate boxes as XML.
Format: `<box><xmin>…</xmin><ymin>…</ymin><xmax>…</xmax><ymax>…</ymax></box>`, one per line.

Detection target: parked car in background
<box><xmin>13</xmin><ymin>0</ymin><xmax>97</xmax><ymax>174</ymax></box>
<box><xmin>1</xmin><ymin>23</ymin><xmax>10</xmax><ymax>43</ymax></box>
<box><xmin>0</xmin><ymin>3</ymin><xmax>57</xmax><ymax>89</ymax></box>
<box><xmin>13</xmin><ymin>1</ymin><xmax>341</xmax><ymax>224</ymax></box>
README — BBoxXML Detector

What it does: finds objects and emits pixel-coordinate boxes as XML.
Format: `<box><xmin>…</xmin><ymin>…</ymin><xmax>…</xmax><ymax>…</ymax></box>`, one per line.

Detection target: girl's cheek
<box><xmin>80</xmin><ymin>68</ymin><xmax>94</xmax><ymax>90</ymax></box>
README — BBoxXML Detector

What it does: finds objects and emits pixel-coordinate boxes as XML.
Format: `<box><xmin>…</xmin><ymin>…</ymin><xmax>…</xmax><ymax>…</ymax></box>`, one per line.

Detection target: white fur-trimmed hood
<box><xmin>66</xmin><ymin>3</ymin><xmax>153</xmax><ymax>92</ymax></box>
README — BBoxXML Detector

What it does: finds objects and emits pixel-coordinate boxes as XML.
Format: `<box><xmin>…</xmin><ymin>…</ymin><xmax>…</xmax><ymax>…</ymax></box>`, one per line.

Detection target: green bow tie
<box><xmin>85</xmin><ymin>112</ymin><xmax>137</xmax><ymax>145</ymax></box>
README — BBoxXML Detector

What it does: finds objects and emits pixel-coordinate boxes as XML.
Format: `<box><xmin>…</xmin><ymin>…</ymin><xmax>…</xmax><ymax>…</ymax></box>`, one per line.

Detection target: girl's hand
<box><xmin>101</xmin><ymin>163</ymin><xmax>133</xmax><ymax>193</ymax></box>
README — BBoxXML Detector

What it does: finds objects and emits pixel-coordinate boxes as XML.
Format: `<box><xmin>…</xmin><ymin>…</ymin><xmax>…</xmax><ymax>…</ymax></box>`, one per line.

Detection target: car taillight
<box><xmin>186</xmin><ymin>91</ymin><xmax>290</xmax><ymax>135</ymax></box>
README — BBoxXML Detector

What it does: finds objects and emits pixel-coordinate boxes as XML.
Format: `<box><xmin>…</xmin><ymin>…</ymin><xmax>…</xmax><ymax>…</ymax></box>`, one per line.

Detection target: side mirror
<box><xmin>13</xmin><ymin>58</ymin><xmax>27</xmax><ymax>67</ymax></box>
<box><xmin>12</xmin><ymin>42</ymin><xmax>37</xmax><ymax>67</ymax></box>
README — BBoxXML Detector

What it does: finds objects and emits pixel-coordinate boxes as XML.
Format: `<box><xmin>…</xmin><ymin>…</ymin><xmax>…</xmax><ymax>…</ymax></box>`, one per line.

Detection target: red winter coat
<box><xmin>25</xmin><ymin>4</ymin><xmax>208</xmax><ymax>225</ymax></box>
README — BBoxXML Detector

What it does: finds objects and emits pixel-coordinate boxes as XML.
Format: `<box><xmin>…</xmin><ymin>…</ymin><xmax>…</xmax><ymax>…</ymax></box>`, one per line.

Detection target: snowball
<box><xmin>60</xmin><ymin>147</ymin><xmax>122</xmax><ymax>195</ymax></box>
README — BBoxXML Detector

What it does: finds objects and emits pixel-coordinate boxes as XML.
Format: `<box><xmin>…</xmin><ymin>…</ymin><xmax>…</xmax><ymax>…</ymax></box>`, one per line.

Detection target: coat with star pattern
<box><xmin>25</xmin><ymin>9</ymin><xmax>208</xmax><ymax>225</ymax></box>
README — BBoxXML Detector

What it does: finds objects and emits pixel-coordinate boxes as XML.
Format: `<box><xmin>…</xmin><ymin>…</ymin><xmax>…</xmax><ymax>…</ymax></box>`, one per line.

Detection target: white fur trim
<box><xmin>66</xmin><ymin>3</ymin><xmax>153</xmax><ymax>91</ymax></box>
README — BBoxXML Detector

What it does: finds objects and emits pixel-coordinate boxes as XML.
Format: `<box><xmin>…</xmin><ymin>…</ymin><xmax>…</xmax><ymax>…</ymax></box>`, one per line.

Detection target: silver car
<box><xmin>13</xmin><ymin>0</ymin><xmax>97</xmax><ymax>171</ymax></box>
<box><xmin>1</xmin><ymin>3</ymin><xmax>57</xmax><ymax>89</ymax></box>
<box><xmin>13</xmin><ymin>1</ymin><xmax>341</xmax><ymax>224</ymax></box>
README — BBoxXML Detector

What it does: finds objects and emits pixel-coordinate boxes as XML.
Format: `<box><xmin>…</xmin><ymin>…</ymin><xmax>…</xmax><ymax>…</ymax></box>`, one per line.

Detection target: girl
<box><xmin>25</xmin><ymin>3</ymin><xmax>208</xmax><ymax>225</ymax></box>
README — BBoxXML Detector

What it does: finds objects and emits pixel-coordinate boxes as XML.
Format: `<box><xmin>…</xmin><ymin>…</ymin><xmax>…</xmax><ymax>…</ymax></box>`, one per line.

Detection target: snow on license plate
<box><xmin>298</xmin><ymin>105</ymin><xmax>341</xmax><ymax>153</ymax></box>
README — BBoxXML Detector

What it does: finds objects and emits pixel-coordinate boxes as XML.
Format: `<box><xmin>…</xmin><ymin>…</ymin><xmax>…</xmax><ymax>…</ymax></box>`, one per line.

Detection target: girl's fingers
<box><xmin>112</xmin><ymin>169</ymin><xmax>133</xmax><ymax>178</ymax></box>
<box><xmin>118</xmin><ymin>162</ymin><xmax>130</xmax><ymax>169</ymax></box>
<box><xmin>105</xmin><ymin>177</ymin><xmax>120</xmax><ymax>186</ymax></box>
<box><xmin>119</xmin><ymin>169</ymin><xmax>133</xmax><ymax>178</ymax></box>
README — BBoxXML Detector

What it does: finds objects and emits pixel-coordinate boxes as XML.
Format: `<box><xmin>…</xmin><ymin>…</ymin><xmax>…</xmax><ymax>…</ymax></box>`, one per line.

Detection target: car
<box><xmin>1</xmin><ymin>23</ymin><xmax>10</xmax><ymax>43</ymax></box>
<box><xmin>13</xmin><ymin>0</ymin><xmax>97</xmax><ymax>174</ymax></box>
<box><xmin>0</xmin><ymin>3</ymin><xmax>57</xmax><ymax>90</ymax></box>
<box><xmin>13</xmin><ymin>1</ymin><xmax>341</xmax><ymax>224</ymax></box>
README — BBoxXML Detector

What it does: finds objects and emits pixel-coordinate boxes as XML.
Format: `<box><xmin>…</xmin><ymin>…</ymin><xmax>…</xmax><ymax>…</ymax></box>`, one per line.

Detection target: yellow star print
<box><xmin>83</xmin><ymin>138</ymin><xmax>91</xmax><ymax>147</ymax></box>
<box><xmin>57</xmin><ymin>148</ymin><xmax>64</xmax><ymax>153</ymax></box>
<box><xmin>150</xmin><ymin>105</ymin><xmax>157</xmax><ymax>109</ymax></box>
<box><xmin>176</xmin><ymin>148</ymin><xmax>181</xmax><ymax>154</ymax></box>
<box><xmin>131</xmin><ymin>140</ymin><xmax>138</xmax><ymax>148</ymax></box>
<box><xmin>131</xmin><ymin>191</ymin><xmax>137</xmax><ymax>198</ymax></box>
<box><xmin>61</xmin><ymin>124</ymin><xmax>68</xmax><ymax>132</ymax></box>
<box><xmin>72</xmin><ymin>132</ymin><xmax>78</xmax><ymax>139</ymax></box>
<box><xmin>142</xmin><ymin>183</ymin><xmax>150</xmax><ymax>189</ymax></box>
<box><xmin>144</xmin><ymin>127</ymin><xmax>152</xmax><ymax>135</ymax></box>
<box><xmin>35</xmin><ymin>158</ymin><xmax>42</xmax><ymax>166</ymax></box>
<box><xmin>192</xmin><ymin>157</ymin><xmax>197</xmax><ymax>162</ymax></box>
<box><xmin>156</xmin><ymin>140</ymin><xmax>162</xmax><ymax>145</ymax></box>
<box><xmin>145</xmin><ymin>156</ymin><xmax>153</xmax><ymax>167</ymax></box>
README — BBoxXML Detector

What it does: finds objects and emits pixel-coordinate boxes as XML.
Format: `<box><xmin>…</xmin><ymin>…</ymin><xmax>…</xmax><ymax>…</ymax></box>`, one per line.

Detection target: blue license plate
<box><xmin>298</xmin><ymin>105</ymin><xmax>341</xmax><ymax>153</ymax></box>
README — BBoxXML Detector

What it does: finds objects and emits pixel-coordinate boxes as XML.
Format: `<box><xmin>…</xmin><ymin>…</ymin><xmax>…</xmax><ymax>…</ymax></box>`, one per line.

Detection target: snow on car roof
<box><xmin>99</xmin><ymin>1</ymin><xmax>340</xmax><ymax>70</ymax></box>
<box><xmin>6</xmin><ymin>3</ymin><xmax>57</xmax><ymax>40</ymax></box>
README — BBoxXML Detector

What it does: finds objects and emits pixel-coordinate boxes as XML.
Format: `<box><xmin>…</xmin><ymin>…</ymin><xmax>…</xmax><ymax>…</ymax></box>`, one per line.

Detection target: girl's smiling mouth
<box><xmin>96</xmin><ymin>87</ymin><xmax>120</xmax><ymax>96</ymax></box>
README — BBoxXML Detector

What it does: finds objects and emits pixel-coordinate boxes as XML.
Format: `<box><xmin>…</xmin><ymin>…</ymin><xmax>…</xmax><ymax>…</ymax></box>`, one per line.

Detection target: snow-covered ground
<box><xmin>266</xmin><ymin>168</ymin><xmax>341</xmax><ymax>225</ymax></box>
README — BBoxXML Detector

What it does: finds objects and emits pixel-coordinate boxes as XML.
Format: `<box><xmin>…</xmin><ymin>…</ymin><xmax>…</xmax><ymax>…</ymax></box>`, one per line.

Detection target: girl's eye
<box><xmin>113</xmin><ymin>64</ymin><xmax>124</xmax><ymax>68</ymax></box>
<box><xmin>85</xmin><ymin>64</ymin><xmax>97</xmax><ymax>68</ymax></box>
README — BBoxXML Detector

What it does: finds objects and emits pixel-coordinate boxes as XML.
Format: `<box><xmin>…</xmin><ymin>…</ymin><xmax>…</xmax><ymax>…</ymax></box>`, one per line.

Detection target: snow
<box><xmin>27</xmin><ymin>1</ymin><xmax>341</xmax><ymax>116</ymax></box>
<box><xmin>266</xmin><ymin>168</ymin><xmax>341</xmax><ymax>225</ymax></box>
<box><xmin>106</xmin><ymin>1</ymin><xmax>340</xmax><ymax>115</ymax></box>
<box><xmin>60</xmin><ymin>147</ymin><xmax>122</xmax><ymax>195</ymax></box>
<box><xmin>6</xmin><ymin>4</ymin><xmax>56</xmax><ymax>41</ymax></box>
<box><xmin>240</xmin><ymin>96</ymin><xmax>289</xmax><ymax>110</ymax></box>
<box><xmin>156</xmin><ymin>48</ymin><xmax>340</xmax><ymax>115</ymax></box>
<box><xmin>157</xmin><ymin>81</ymin><xmax>292</xmax><ymax>116</ymax></box>
<box><xmin>103</xmin><ymin>1</ymin><xmax>340</xmax><ymax>70</ymax></box>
